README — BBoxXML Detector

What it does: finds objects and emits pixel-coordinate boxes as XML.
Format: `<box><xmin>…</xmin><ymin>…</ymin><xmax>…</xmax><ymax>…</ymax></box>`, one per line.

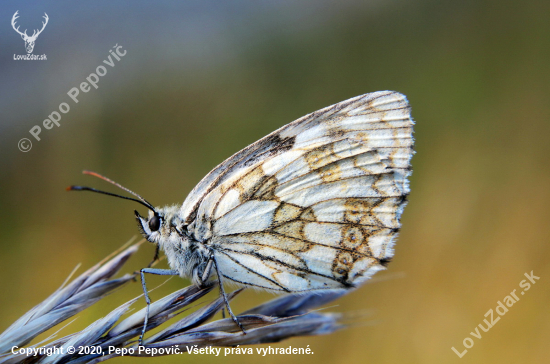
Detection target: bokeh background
<box><xmin>1</xmin><ymin>0</ymin><xmax>549</xmax><ymax>363</ymax></box>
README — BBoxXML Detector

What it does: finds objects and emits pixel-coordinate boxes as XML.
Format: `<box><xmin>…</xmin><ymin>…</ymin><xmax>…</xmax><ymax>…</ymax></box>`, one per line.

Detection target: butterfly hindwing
<box><xmin>184</xmin><ymin>91</ymin><xmax>414</xmax><ymax>292</ymax></box>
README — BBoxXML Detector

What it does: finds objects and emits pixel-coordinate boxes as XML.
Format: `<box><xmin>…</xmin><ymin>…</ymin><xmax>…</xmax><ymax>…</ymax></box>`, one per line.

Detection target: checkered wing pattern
<box><xmin>183</xmin><ymin>91</ymin><xmax>414</xmax><ymax>292</ymax></box>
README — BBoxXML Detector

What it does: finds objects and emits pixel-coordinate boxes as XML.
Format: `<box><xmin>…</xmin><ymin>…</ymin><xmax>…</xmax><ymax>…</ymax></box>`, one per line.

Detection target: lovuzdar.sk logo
<box><xmin>12</xmin><ymin>10</ymin><xmax>48</xmax><ymax>61</ymax></box>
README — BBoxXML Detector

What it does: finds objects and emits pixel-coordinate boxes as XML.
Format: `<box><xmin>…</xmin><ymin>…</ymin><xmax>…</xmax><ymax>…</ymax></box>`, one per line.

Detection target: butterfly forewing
<box><xmin>184</xmin><ymin>91</ymin><xmax>414</xmax><ymax>292</ymax></box>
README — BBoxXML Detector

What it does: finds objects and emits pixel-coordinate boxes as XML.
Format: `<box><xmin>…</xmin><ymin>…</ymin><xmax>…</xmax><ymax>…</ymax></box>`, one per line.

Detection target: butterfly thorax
<box><xmin>141</xmin><ymin>205</ymin><xmax>212</xmax><ymax>286</ymax></box>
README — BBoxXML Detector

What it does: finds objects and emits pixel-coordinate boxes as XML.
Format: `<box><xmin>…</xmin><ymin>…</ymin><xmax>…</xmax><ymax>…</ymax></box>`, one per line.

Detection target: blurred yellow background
<box><xmin>1</xmin><ymin>0</ymin><xmax>549</xmax><ymax>363</ymax></box>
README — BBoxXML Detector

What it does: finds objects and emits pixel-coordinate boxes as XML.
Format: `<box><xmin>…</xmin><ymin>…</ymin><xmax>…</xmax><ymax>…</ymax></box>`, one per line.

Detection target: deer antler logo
<box><xmin>12</xmin><ymin>11</ymin><xmax>49</xmax><ymax>54</ymax></box>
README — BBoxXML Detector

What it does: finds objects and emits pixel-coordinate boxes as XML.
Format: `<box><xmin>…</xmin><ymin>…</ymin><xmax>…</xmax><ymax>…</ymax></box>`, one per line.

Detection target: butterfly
<box><xmin>69</xmin><ymin>90</ymin><xmax>414</xmax><ymax>344</ymax></box>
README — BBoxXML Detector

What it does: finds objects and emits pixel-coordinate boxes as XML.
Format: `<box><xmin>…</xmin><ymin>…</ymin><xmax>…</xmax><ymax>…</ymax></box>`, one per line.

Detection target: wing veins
<box><xmin>220</xmin><ymin>245</ymin><xmax>351</xmax><ymax>286</ymax></box>
<box><xmin>267</xmin><ymin>231</ymin><xmax>376</xmax><ymax>259</ymax></box>
<box><xmin>215</xmin><ymin>249</ymin><xmax>289</xmax><ymax>292</ymax></box>
<box><xmin>275</xmin><ymin>172</ymin><xmax>405</xmax><ymax>199</ymax></box>
<box><xmin>219</xmin><ymin>231</ymin><xmax>376</xmax><ymax>260</ymax></box>
<box><xmin>221</xmin><ymin>274</ymin><xmax>286</xmax><ymax>291</ymax></box>
<box><xmin>274</xmin><ymin>150</ymin><xmax>389</xmax><ymax>190</ymax></box>
<box><xmin>270</xmin><ymin>218</ymin><xmax>393</xmax><ymax>231</ymax></box>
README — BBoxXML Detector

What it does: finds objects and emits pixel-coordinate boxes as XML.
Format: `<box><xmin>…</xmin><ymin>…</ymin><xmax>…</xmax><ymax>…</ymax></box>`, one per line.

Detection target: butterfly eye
<box><xmin>148</xmin><ymin>215</ymin><xmax>161</xmax><ymax>232</ymax></box>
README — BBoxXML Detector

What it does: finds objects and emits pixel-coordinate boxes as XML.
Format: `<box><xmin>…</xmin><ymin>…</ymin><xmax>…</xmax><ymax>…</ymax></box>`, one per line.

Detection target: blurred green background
<box><xmin>1</xmin><ymin>0</ymin><xmax>549</xmax><ymax>363</ymax></box>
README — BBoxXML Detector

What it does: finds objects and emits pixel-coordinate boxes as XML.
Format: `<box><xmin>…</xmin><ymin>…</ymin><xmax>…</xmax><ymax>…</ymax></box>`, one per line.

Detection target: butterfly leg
<box><xmin>212</xmin><ymin>255</ymin><xmax>246</xmax><ymax>334</ymax></box>
<box><xmin>139</xmin><ymin>268</ymin><xmax>179</xmax><ymax>345</ymax></box>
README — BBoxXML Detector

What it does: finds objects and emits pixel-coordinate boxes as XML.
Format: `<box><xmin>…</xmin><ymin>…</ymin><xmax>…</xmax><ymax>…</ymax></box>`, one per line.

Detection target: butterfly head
<box><xmin>134</xmin><ymin>205</ymin><xmax>182</xmax><ymax>244</ymax></box>
<box><xmin>134</xmin><ymin>209</ymin><xmax>162</xmax><ymax>243</ymax></box>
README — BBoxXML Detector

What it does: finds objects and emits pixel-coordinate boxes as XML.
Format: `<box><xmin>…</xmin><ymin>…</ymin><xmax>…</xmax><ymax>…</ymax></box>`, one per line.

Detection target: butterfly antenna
<box><xmin>67</xmin><ymin>170</ymin><xmax>156</xmax><ymax>211</ymax></box>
